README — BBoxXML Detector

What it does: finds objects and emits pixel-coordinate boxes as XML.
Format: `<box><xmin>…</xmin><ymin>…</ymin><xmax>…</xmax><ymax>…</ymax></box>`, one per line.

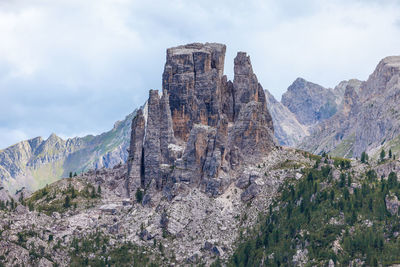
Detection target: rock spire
<box><xmin>127</xmin><ymin>43</ymin><xmax>276</xmax><ymax>202</ymax></box>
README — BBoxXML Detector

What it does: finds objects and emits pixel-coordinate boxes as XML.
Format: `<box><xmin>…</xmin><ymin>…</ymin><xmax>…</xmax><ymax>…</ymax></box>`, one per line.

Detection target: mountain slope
<box><xmin>266</xmin><ymin>77</ymin><xmax>352</xmax><ymax>147</ymax></box>
<box><xmin>299</xmin><ymin>56</ymin><xmax>400</xmax><ymax>158</ymax></box>
<box><xmin>265</xmin><ymin>89</ymin><xmax>309</xmax><ymax>146</ymax></box>
<box><xmin>0</xmin><ymin>111</ymin><xmax>136</xmax><ymax>194</ymax></box>
<box><xmin>281</xmin><ymin>77</ymin><xmax>343</xmax><ymax>126</ymax></box>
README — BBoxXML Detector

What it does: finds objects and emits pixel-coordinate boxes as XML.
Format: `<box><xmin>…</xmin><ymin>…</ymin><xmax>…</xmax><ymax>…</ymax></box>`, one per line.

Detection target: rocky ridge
<box><xmin>299</xmin><ymin>56</ymin><xmax>400</xmax><ymax>158</ymax></box>
<box><xmin>0</xmin><ymin>70</ymin><xmax>351</xmax><ymax>196</ymax></box>
<box><xmin>281</xmin><ymin>77</ymin><xmax>344</xmax><ymax>126</ymax></box>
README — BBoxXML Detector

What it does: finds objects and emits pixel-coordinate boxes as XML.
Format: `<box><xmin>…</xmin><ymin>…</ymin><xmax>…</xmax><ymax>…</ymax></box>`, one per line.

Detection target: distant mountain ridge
<box><xmin>265</xmin><ymin>77</ymin><xmax>351</xmax><ymax>147</ymax></box>
<box><xmin>299</xmin><ymin>56</ymin><xmax>400</xmax><ymax>158</ymax></box>
<box><xmin>0</xmin><ymin>111</ymin><xmax>135</xmax><ymax>194</ymax></box>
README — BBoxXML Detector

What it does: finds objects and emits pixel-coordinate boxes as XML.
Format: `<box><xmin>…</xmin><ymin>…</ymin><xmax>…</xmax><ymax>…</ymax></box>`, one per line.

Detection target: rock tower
<box><xmin>127</xmin><ymin>43</ymin><xmax>276</xmax><ymax>203</ymax></box>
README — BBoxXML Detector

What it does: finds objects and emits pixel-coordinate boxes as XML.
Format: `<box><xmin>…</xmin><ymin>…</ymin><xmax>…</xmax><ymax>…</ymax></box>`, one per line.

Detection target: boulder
<box><xmin>385</xmin><ymin>193</ymin><xmax>400</xmax><ymax>216</ymax></box>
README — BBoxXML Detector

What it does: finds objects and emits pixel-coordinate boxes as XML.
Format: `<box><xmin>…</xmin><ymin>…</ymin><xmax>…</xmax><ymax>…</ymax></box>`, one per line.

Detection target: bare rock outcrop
<box><xmin>126</xmin><ymin>109</ymin><xmax>145</xmax><ymax>196</ymax></box>
<box><xmin>386</xmin><ymin>193</ymin><xmax>400</xmax><ymax>216</ymax></box>
<box><xmin>281</xmin><ymin>78</ymin><xmax>340</xmax><ymax>126</ymax></box>
<box><xmin>127</xmin><ymin>43</ymin><xmax>276</xmax><ymax>201</ymax></box>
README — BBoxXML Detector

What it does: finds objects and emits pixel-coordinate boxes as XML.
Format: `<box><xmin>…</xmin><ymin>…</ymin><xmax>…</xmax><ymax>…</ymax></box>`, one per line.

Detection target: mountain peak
<box><xmin>293</xmin><ymin>77</ymin><xmax>307</xmax><ymax>84</ymax></box>
<box><xmin>47</xmin><ymin>133</ymin><xmax>61</xmax><ymax>141</ymax></box>
<box><xmin>166</xmin><ymin>43</ymin><xmax>226</xmax><ymax>77</ymax></box>
<box><xmin>361</xmin><ymin>55</ymin><xmax>400</xmax><ymax>97</ymax></box>
<box><xmin>380</xmin><ymin>55</ymin><xmax>400</xmax><ymax>67</ymax></box>
<box><xmin>281</xmin><ymin>78</ymin><xmax>337</xmax><ymax>125</ymax></box>
<box><xmin>289</xmin><ymin>77</ymin><xmax>324</xmax><ymax>92</ymax></box>
<box><xmin>373</xmin><ymin>55</ymin><xmax>400</xmax><ymax>77</ymax></box>
<box><xmin>127</xmin><ymin>43</ymin><xmax>276</xmax><ymax>202</ymax></box>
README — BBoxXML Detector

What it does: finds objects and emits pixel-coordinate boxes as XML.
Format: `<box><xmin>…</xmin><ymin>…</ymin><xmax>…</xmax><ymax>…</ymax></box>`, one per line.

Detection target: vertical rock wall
<box><xmin>127</xmin><ymin>43</ymin><xmax>276</xmax><ymax>202</ymax></box>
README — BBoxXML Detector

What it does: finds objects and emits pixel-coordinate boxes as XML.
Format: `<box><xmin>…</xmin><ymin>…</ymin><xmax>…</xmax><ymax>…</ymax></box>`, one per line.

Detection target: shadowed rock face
<box><xmin>127</xmin><ymin>43</ymin><xmax>276</xmax><ymax>201</ymax></box>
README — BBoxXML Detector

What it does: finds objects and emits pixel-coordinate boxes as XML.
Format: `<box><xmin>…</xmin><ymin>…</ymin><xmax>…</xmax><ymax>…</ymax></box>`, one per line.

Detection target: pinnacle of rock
<box><xmin>127</xmin><ymin>43</ymin><xmax>276</xmax><ymax>202</ymax></box>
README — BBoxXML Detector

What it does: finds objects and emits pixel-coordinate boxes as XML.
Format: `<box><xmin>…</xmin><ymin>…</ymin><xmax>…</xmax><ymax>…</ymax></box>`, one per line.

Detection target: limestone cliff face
<box><xmin>162</xmin><ymin>43</ymin><xmax>226</xmax><ymax>141</ymax></box>
<box><xmin>299</xmin><ymin>56</ymin><xmax>400</xmax><ymax>158</ymax></box>
<box><xmin>127</xmin><ymin>43</ymin><xmax>276</xmax><ymax>201</ymax></box>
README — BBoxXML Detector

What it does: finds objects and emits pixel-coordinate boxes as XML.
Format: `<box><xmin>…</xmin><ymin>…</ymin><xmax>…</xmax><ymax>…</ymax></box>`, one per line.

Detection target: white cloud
<box><xmin>0</xmin><ymin>0</ymin><xmax>399</xmax><ymax>148</ymax></box>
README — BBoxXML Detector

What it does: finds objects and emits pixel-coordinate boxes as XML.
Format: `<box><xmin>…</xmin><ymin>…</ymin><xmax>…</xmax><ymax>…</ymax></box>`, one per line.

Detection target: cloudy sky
<box><xmin>1</xmin><ymin>0</ymin><xmax>400</xmax><ymax>149</ymax></box>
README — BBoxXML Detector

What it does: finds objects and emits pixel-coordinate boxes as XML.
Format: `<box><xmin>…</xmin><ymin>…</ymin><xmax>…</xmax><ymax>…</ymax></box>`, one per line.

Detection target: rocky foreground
<box><xmin>0</xmin><ymin>147</ymin><xmax>313</xmax><ymax>266</ymax></box>
<box><xmin>2</xmin><ymin>147</ymin><xmax>400</xmax><ymax>266</ymax></box>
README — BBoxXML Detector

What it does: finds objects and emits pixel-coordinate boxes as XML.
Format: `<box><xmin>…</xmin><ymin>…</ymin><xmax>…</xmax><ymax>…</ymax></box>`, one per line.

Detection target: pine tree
<box><xmin>64</xmin><ymin>195</ymin><xmax>71</xmax><ymax>208</ymax></box>
<box><xmin>69</xmin><ymin>172</ymin><xmax>73</xmax><ymax>178</ymax></box>
<box><xmin>361</xmin><ymin>151</ymin><xmax>367</xmax><ymax>163</ymax></box>
<box><xmin>10</xmin><ymin>198</ymin><xmax>15</xmax><ymax>210</ymax></box>
<box><xmin>339</xmin><ymin>173</ymin><xmax>346</xmax><ymax>187</ymax></box>
<box><xmin>388</xmin><ymin>172</ymin><xmax>398</xmax><ymax>189</ymax></box>
<box><xmin>368</xmin><ymin>198</ymin><xmax>373</xmax><ymax>211</ymax></box>
<box><xmin>28</xmin><ymin>201</ymin><xmax>34</xmax><ymax>211</ymax></box>
<box><xmin>340</xmin><ymin>160</ymin><xmax>345</xmax><ymax>169</ymax></box>
<box><xmin>389</xmin><ymin>149</ymin><xmax>392</xmax><ymax>159</ymax></box>
<box><xmin>91</xmin><ymin>187</ymin><xmax>96</xmax><ymax>198</ymax></box>
<box><xmin>380</xmin><ymin>149</ymin><xmax>386</xmax><ymax>161</ymax></box>
<box><xmin>71</xmin><ymin>187</ymin><xmax>77</xmax><ymax>199</ymax></box>
<box><xmin>97</xmin><ymin>185</ymin><xmax>101</xmax><ymax>195</ymax></box>
<box><xmin>330</xmin><ymin>189</ymin><xmax>335</xmax><ymax>201</ymax></box>
<box><xmin>136</xmin><ymin>188</ymin><xmax>143</xmax><ymax>203</ymax></box>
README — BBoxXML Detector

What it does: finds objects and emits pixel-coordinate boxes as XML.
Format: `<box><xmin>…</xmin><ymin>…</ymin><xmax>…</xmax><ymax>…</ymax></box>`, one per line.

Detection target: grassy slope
<box><xmin>329</xmin><ymin>134</ymin><xmax>355</xmax><ymax>158</ymax></box>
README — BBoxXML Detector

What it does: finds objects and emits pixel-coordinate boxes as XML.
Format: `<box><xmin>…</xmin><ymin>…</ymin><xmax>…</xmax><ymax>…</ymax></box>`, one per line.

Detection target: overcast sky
<box><xmin>1</xmin><ymin>0</ymin><xmax>400</xmax><ymax>149</ymax></box>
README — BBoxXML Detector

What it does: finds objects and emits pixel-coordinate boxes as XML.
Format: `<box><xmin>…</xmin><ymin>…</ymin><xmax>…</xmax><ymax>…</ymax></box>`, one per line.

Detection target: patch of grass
<box><xmin>330</xmin><ymin>135</ymin><xmax>355</xmax><ymax>158</ymax></box>
<box><xmin>273</xmin><ymin>160</ymin><xmax>303</xmax><ymax>170</ymax></box>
